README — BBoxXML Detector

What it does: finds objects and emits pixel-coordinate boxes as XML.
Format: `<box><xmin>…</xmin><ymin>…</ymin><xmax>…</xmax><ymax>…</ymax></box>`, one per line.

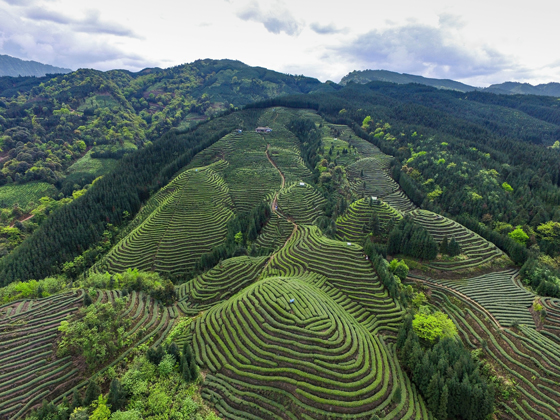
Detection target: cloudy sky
<box><xmin>0</xmin><ymin>0</ymin><xmax>558</xmax><ymax>86</ymax></box>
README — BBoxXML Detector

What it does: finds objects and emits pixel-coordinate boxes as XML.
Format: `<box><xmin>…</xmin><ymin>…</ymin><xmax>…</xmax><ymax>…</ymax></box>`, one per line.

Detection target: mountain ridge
<box><xmin>0</xmin><ymin>54</ymin><xmax>72</xmax><ymax>77</ymax></box>
<box><xmin>340</xmin><ymin>68</ymin><xmax>560</xmax><ymax>97</ymax></box>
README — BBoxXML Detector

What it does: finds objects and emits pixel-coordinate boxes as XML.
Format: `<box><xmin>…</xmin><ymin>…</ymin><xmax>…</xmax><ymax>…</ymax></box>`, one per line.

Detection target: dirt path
<box><xmin>411</xmin><ymin>275</ymin><xmax>503</xmax><ymax>329</ymax></box>
<box><xmin>265</xmin><ymin>143</ymin><xmax>285</xmax><ymax>213</ymax></box>
<box><xmin>260</xmin><ymin>141</ymin><xmax>297</xmax><ymax>275</ymax></box>
<box><xmin>9</xmin><ymin>214</ymin><xmax>34</xmax><ymax>227</ymax></box>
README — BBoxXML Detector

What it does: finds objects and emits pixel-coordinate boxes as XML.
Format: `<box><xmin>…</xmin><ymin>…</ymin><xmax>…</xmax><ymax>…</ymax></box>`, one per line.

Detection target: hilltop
<box><xmin>0</xmin><ymin>54</ymin><xmax>71</xmax><ymax>77</ymax></box>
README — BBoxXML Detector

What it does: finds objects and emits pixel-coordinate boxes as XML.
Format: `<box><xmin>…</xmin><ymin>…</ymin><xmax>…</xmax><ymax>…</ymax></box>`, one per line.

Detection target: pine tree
<box><xmin>83</xmin><ymin>293</ymin><xmax>93</xmax><ymax>307</ymax></box>
<box><xmin>182</xmin><ymin>357</ymin><xmax>192</xmax><ymax>382</ymax></box>
<box><xmin>107</xmin><ymin>379</ymin><xmax>126</xmax><ymax>411</ymax></box>
<box><xmin>369</xmin><ymin>213</ymin><xmax>380</xmax><ymax>236</ymax></box>
<box><xmin>84</xmin><ymin>379</ymin><xmax>101</xmax><ymax>407</ymax></box>
<box><xmin>71</xmin><ymin>388</ymin><xmax>82</xmax><ymax>411</ymax></box>
<box><xmin>167</xmin><ymin>342</ymin><xmax>180</xmax><ymax>363</ymax></box>
<box><xmin>440</xmin><ymin>236</ymin><xmax>449</xmax><ymax>255</ymax></box>
<box><xmin>438</xmin><ymin>384</ymin><xmax>449</xmax><ymax>420</ymax></box>
<box><xmin>448</xmin><ymin>237</ymin><xmax>461</xmax><ymax>257</ymax></box>
<box><xmin>188</xmin><ymin>354</ymin><xmax>198</xmax><ymax>381</ymax></box>
<box><xmin>426</xmin><ymin>373</ymin><xmax>440</xmax><ymax>415</ymax></box>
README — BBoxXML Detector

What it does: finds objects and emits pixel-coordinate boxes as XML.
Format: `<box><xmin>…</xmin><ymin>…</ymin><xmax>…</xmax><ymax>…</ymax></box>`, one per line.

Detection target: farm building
<box><xmin>256</xmin><ymin>126</ymin><xmax>273</xmax><ymax>133</ymax></box>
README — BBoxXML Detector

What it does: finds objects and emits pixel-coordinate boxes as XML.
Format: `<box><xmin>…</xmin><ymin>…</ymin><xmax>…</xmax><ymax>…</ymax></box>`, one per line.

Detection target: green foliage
<box><xmin>90</xmin><ymin>395</ymin><xmax>110</xmax><ymax>420</ymax></box>
<box><xmin>509</xmin><ymin>226</ymin><xmax>529</xmax><ymax>245</ymax></box>
<box><xmin>412</xmin><ymin>307</ymin><xmax>458</xmax><ymax>343</ymax></box>
<box><xmin>120</xmin><ymin>355</ymin><xmax>213</xmax><ymax>419</ymax></box>
<box><xmin>411</xmin><ymin>292</ymin><xmax>427</xmax><ymax>308</ymax></box>
<box><xmin>501</xmin><ymin>182</ymin><xmax>514</xmax><ymax>192</ymax></box>
<box><xmin>388</xmin><ymin>258</ymin><xmax>409</xmax><ymax>281</ymax></box>
<box><xmin>0</xmin><ymin>275</ymin><xmax>67</xmax><ymax>303</ymax></box>
<box><xmin>520</xmin><ymin>257</ymin><xmax>560</xmax><ymax>298</ymax></box>
<box><xmin>57</xmin><ymin>299</ymin><xmax>131</xmax><ymax>369</ymax></box>
<box><xmin>397</xmin><ymin>314</ymin><xmax>494</xmax><ymax>419</ymax></box>
<box><xmin>80</xmin><ymin>269</ymin><xmax>176</xmax><ymax>305</ymax></box>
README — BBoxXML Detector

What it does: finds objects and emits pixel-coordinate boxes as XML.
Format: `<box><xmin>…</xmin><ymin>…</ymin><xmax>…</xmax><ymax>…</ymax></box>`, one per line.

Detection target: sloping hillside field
<box><xmin>1</xmin><ymin>106</ymin><xmax>559</xmax><ymax>420</ymax></box>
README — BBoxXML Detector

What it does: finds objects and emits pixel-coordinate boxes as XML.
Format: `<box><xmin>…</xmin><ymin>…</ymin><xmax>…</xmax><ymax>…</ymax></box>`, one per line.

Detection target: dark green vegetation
<box><xmin>341</xmin><ymin>68</ymin><xmax>560</xmax><ymax>97</ymax></box>
<box><xmin>0</xmin><ymin>55</ymin><xmax>71</xmax><ymax>78</ymax></box>
<box><xmin>0</xmin><ymin>60</ymin><xmax>333</xmax><ymax>261</ymax></box>
<box><xmin>0</xmin><ymin>69</ymin><xmax>560</xmax><ymax>420</ymax></box>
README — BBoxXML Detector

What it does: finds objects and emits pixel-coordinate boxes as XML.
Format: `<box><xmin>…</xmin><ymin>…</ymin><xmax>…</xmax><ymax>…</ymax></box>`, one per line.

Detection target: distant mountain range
<box><xmin>340</xmin><ymin>69</ymin><xmax>560</xmax><ymax>97</ymax></box>
<box><xmin>0</xmin><ymin>54</ymin><xmax>71</xmax><ymax>77</ymax></box>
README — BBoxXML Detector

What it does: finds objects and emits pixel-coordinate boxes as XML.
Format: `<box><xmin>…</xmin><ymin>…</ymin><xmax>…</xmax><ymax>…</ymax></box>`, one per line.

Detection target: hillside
<box><xmin>1</xmin><ymin>104</ymin><xmax>559</xmax><ymax>420</ymax></box>
<box><xmin>340</xmin><ymin>69</ymin><xmax>477</xmax><ymax>92</ymax></box>
<box><xmin>341</xmin><ymin>69</ymin><xmax>560</xmax><ymax>98</ymax></box>
<box><xmin>0</xmin><ymin>59</ymin><xmax>334</xmax><ymax>258</ymax></box>
<box><xmin>0</xmin><ymin>54</ymin><xmax>71</xmax><ymax>77</ymax></box>
<box><xmin>486</xmin><ymin>81</ymin><xmax>560</xmax><ymax>96</ymax></box>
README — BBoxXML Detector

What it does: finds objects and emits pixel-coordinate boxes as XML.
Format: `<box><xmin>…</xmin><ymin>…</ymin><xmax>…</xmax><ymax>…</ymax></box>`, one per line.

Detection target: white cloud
<box><xmin>237</xmin><ymin>1</ymin><xmax>303</xmax><ymax>36</ymax></box>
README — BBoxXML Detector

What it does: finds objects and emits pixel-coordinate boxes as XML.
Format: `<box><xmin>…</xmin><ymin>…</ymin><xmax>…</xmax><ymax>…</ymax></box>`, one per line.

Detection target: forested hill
<box><xmin>0</xmin><ymin>58</ymin><xmax>333</xmax><ymax>187</ymax></box>
<box><xmin>341</xmin><ymin>68</ymin><xmax>560</xmax><ymax>98</ymax></box>
<box><xmin>0</xmin><ymin>54</ymin><xmax>71</xmax><ymax>77</ymax></box>
<box><xmin>485</xmin><ymin>81</ymin><xmax>560</xmax><ymax>96</ymax></box>
<box><xmin>340</xmin><ymin>69</ymin><xmax>477</xmax><ymax>92</ymax></box>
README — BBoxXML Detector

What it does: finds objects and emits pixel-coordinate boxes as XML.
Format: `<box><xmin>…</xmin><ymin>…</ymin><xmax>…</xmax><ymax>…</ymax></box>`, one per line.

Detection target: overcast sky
<box><xmin>1</xmin><ymin>0</ymin><xmax>558</xmax><ymax>86</ymax></box>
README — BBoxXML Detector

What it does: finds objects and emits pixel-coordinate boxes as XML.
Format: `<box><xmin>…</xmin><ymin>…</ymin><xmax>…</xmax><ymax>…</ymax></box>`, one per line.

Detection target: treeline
<box><xmin>397</xmin><ymin>315</ymin><xmax>495</xmax><ymax>420</ymax></box>
<box><xmin>456</xmin><ymin>215</ymin><xmax>528</xmax><ymax>265</ymax></box>
<box><xmin>387</xmin><ymin>218</ymin><xmax>439</xmax><ymax>260</ymax></box>
<box><xmin>520</xmin><ymin>258</ymin><xmax>560</xmax><ymax>298</ymax></box>
<box><xmin>195</xmin><ymin>202</ymin><xmax>272</xmax><ymax>273</ymax></box>
<box><xmin>287</xmin><ymin>117</ymin><xmax>322</xmax><ymax>180</ymax></box>
<box><xmin>0</xmin><ymin>111</ymin><xmax>252</xmax><ymax>284</ymax></box>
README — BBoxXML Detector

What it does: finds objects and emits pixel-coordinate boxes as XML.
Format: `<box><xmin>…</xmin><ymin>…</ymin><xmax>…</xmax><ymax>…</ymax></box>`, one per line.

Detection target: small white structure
<box><xmin>256</xmin><ymin>126</ymin><xmax>272</xmax><ymax>133</ymax></box>
<box><xmin>371</xmin><ymin>196</ymin><xmax>377</xmax><ymax>201</ymax></box>
<box><xmin>299</xmin><ymin>182</ymin><xmax>306</xmax><ymax>186</ymax></box>
<box><xmin>347</xmin><ymin>242</ymin><xmax>352</xmax><ymax>246</ymax></box>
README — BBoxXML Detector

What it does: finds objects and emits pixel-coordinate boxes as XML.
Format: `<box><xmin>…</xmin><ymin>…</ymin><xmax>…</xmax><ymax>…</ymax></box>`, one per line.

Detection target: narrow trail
<box><xmin>410</xmin><ymin>275</ymin><xmax>504</xmax><ymax>330</ymax></box>
<box><xmin>260</xmin><ymin>141</ymin><xmax>297</xmax><ymax>275</ymax></box>
<box><xmin>265</xmin><ymin>143</ymin><xmax>285</xmax><ymax>213</ymax></box>
<box><xmin>9</xmin><ymin>214</ymin><xmax>34</xmax><ymax>227</ymax></box>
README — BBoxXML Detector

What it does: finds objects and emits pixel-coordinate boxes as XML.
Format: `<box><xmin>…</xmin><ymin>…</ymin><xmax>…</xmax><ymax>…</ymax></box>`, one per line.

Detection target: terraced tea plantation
<box><xmin>276</xmin><ymin>182</ymin><xmax>326</xmax><ymax>225</ymax></box>
<box><xmin>336</xmin><ymin>198</ymin><xmax>401</xmax><ymax>243</ymax></box>
<box><xmin>0</xmin><ymin>292</ymin><xmax>83</xmax><ymax>419</ymax></box>
<box><xmin>347</xmin><ymin>157</ymin><xmax>400</xmax><ymax>198</ymax></box>
<box><xmin>3</xmin><ymin>106</ymin><xmax>560</xmax><ymax>420</ymax></box>
<box><xmin>0</xmin><ymin>288</ymin><xmax>174</xmax><ymax>419</ymax></box>
<box><xmin>176</xmin><ymin>255</ymin><xmax>268</xmax><ymax>315</ymax></box>
<box><xmin>194</xmin><ymin>277</ymin><xmax>427</xmax><ymax>419</ymax></box>
<box><xmin>413</xmin><ymin>276</ymin><xmax>560</xmax><ymax>420</ymax></box>
<box><xmin>413</xmin><ymin>269</ymin><xmax>536</xmax><ymax>327</ymax></box>
<box><xmin>410</xmin><ymin>209</ymin><xmax>505</xmax><ymax>271</ymax></box>
<box><xmin>96</xmin><ymin>162</ymin><xmax>235</xmax><ymax>275</ymax></box>
<box><xmin>263</xmin><ymin>226</ymin><xmax>404</xmax><ymax>336</ymax></box>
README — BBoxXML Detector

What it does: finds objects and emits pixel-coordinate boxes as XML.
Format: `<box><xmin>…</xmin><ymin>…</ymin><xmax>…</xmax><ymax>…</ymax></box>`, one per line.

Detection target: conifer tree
<box><xmin>438</xmin><ymin>384</ymin><xmax>449</xmax><ymax>420</ymax></box>
<box><xmin>71</xmin><ymin>388</ymin><xmax>82</xmax><ymax>411</ymax></box>
<box><xmin>84</xmin><ymin>379</ymin><xmax>101</xmax><ymax>407</ymax></box>
<box><xmin>107</xmin><ymin>379</ymin><xmax>126</xmax><ymax>411</ymax></box>
<box><xmin>83</xmin><ymin>293</ymin><xmax>93</xmax><ymax>307</ymax></box>
<box><xmin>448</xmin><ymin>237</ymin><xmax>461</xmax><ymax>257</ymax></box>
<box><xmin>439</xmin><ymin>236</ymin><xmax>449</xmax><ymax>255</ymax></box>
<box><xmin>426</xmin><ymin>373</ymin><xmax>440</xmax><ymax>415</ymax></box>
